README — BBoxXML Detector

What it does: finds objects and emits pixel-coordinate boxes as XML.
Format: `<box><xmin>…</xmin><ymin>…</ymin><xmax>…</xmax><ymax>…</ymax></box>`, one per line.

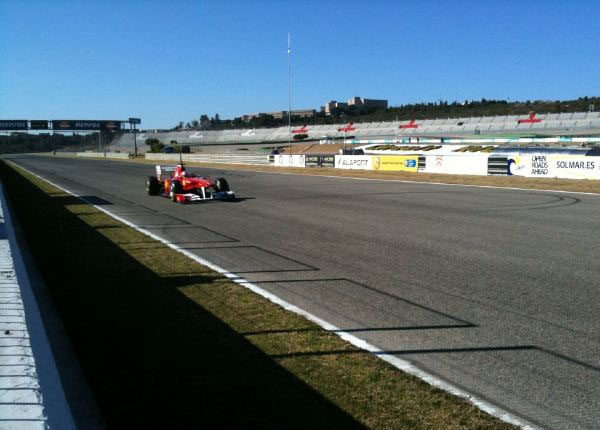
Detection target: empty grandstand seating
<box><xmin>107</xmin><ymin>111</ymin><xmax>600</xmax><ymax>153</ymax></box>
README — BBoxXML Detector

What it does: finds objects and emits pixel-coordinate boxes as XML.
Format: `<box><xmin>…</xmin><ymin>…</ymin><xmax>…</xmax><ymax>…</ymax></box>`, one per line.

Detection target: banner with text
<box><xmin>335</xmin><ymin>155</ymin><xmax>373</xmax><ymax>170</ymax></box>
<box><xmin>508</xmin><ymin>155</ymin><xmax>600</xmax><ymax>180</ymax></box>
<box><xmin>305</xmin><ymin>155</ymin><xmax>335</xmax><ymax>168</ymax></box>
<box><xmin>52</xmin><ymin>120</ymin><xmax>122</xmax><ymax>131</ymax></box>
<box><xmin>372</xmin><ymin>155</ymin><xmax>419</xmax><ymax>172</ymax></box>
<box><xmin>0</xmin><ymin>120</ymin><xmax>28</xmax><ymax>130</ymax></box>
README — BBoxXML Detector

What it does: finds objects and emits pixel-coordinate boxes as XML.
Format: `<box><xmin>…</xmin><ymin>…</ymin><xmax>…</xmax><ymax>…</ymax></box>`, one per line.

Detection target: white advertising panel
<box><xmin>335</xmin><ymin>155</ymin><xmax>373</xmax><ymax>170</ymax></box>
<box><xmin>424</xmin><ymin>155</ymin><xmax>489</xmax><ymax>175</ymax></box>
<box><xmin>508</xmin><ymin>155</ymin><xmax>600</xmax><ymax>180</ymax></box>
<box><xmin>274</xmin><ymin>154</ymin><xmax>306</xmax><ymax>168</ymax></box>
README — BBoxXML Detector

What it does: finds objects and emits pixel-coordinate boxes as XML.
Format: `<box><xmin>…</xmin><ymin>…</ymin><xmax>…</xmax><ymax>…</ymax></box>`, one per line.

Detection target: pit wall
<box><xmin>273</xmin><ymin>154</ymin><xmax>600</xmax><ymax>180</ymax></box>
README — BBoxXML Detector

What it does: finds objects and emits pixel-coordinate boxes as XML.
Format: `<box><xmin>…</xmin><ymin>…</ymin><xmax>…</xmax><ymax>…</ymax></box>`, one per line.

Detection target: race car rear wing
<box><xmin>155</xmin><ymin>165</ymin><xmax>176</xmax><ymax>181</ymax></box>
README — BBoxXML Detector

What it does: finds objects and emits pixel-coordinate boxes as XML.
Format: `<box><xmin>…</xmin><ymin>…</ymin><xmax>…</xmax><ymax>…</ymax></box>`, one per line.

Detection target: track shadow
<box><xmin>0</xmin><ymin>162</ymin><xmax>366</xmax><ymax>430</ymax></box>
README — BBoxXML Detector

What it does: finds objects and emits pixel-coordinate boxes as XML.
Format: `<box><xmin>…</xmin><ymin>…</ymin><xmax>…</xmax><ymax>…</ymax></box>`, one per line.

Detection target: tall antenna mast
<box><xmin>288</xmin><ymin>32</ymin><xmax>292</xmax><ymax>155</ymax></box>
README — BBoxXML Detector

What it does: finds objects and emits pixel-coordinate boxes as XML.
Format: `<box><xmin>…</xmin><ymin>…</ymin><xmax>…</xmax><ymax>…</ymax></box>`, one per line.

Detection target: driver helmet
<box><xmin>175</xmin><ymin>165</ymin><xmax>187</xmax><ymax>177</ymax></box>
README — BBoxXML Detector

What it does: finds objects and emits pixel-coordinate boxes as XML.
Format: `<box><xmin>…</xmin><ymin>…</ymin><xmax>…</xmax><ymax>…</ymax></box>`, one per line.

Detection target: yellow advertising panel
<box><xmin>371</xmin><ymin>155</ymin><xmax>419</xmax><ymax>172</ymax></box>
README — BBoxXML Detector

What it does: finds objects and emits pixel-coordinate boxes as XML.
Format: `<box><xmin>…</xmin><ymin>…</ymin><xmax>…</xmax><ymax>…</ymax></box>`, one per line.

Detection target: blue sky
<box><xmin>1</xmin><ymin>0</ymin><xmax>599</xmax><ymax>129</ymax></box>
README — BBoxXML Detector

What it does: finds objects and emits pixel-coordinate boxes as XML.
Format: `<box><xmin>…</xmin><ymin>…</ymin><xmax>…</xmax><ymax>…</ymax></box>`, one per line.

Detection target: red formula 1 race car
<box><xmin>146</xmin><ymin>164</ymin><xmax>235</xmax><ymax>203</ymax></box>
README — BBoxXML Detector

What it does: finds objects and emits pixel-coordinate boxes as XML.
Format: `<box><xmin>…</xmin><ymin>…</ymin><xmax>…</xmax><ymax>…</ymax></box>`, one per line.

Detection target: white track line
<box><xmin>9</xmin><ymin>161</ymin><xmax>541</xmax><ymax>430</ymax></box>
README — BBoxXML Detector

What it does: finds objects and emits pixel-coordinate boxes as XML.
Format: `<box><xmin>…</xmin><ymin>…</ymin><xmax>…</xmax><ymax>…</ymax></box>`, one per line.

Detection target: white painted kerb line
<box><xmin>0</xmin><ymin>181</ymin><xmax>76</xmax><ymax>430</ymax></box>
<box><xmin>8</xmin><ymin>161</ymin><xmax>541</xmax><ymax>430</ymax></box>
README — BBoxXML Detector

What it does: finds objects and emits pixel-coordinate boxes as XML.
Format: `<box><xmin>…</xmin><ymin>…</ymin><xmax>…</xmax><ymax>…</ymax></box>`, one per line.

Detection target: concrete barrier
<box><xmin>145</xmin><ymin>153</ymin><xmax>270</xmax><ymax>165</ymax></box>
<box><xmin>76</xmin><ymin>152</ymin><xmax>129</xmax><ymax>159</ymax></box>
<box><xmin>0</xmin><ymin>184</ymin><xmax>76</xmax><ymax>429</ymax></box>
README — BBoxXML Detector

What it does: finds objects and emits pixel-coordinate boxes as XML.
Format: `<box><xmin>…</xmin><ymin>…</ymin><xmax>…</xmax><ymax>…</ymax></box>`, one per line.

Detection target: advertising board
<box><xmin>52</xmin><ymin>120</ymin><xmax>122</xmax><ymax>131</ymax></box>
<box><xmin>30</xmin><ymin>120</ymin><xmax>49</xmax><ymax>130</ymax></box>
<box><xmin>335</xmin><ymin>155</ymin><xmax>373</xmax><ymax>170</ymax></box>
<box><xmin>304</xmin><ymin>155</ymin><xmax>336</xmax><ymax>168</ymax></box>
<box><xmin>0</xmin><ymin>120</ymin><xmax>28</xmax><ymax>130</ymax></box>
<box><xmin>274</xmin><ymin>154</ymin><xmax>306</xmax><ymax>168</ymax></box>
<box><xmin>371</xmin><ymin>155</ymin><xmax>419</xmax><ymax>172</ymax></box>
<box><xmin>52</xmin><ymin>120</ymin><xmax>75</xmax><ymax>131</ymax></box>
<box><xmin>321</xmin><ymin>155</ymin><xmax>335</xmax><ymax>168</ymax></box>
<box><xmin>305</xmin><ymin>155</ymin><xmax>321</xmax><ymax>167</ymax></box>
<box><xmin>424</xmin><ymin>154</ymin><xmax>489</xmax><ymax>175</ymax></box>
<box><xmin>508</xmin><ymin>155</ymin><xmax>600</xmax><ymax>180</ymax></box>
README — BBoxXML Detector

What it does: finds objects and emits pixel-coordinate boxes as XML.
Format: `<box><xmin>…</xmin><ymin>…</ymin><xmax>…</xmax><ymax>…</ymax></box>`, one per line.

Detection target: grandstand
<box><xmin>107</xmin><ymin>111</ymin><xmax>600</xmax><ymax>154</ymax></box>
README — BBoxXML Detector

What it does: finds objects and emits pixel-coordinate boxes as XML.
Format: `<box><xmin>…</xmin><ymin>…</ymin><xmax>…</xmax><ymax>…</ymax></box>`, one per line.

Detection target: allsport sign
<box><xmin>335</xmin><ymin>155</ymin><xmax>372</xmax><ymax>170</ymax></box>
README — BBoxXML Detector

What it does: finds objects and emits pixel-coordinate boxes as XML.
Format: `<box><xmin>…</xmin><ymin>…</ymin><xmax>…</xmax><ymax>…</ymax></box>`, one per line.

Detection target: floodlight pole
<box><xmin>288</xmin><ymin>33</ymin><xmax>292</xmax><ymax>156</ymax></box>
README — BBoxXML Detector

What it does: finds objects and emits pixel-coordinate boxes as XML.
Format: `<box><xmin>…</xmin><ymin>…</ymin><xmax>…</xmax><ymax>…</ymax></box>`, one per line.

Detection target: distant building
<box><xmin>321</xmin><ymin>100</ymin><xmax>349</xmax><ymax>115</ymax></box>
<box><xmin>348</xmin><ymin>96</ymin><xmax>388</xmax><ymax>109</ymax></box>
<box><xmin>290</xmin><ymin>109</ymin><xmax>317</xmax><ymax>118</ymax></box>
<box><xmin>322</xmin><ymin>97</ymin><xmax>388</xmax><ymax>115</ymax></box>
<box><xmin>268</xmin><ymin>110</ymin><xmax>316</xmax><ymax>119</ymax></box>
<box><xmin>347</xmin><ymin>97</ymin><xmax>362</xmax><ymax>106</ymax></box>
<box><xmin>242</xmin><ymin>110</ymin><xmax>316</xmax><ymax>122</ymax></box>
<box><xmin>241</xmin><ymin>113</ymin><xmax>267</xmax><ymax>122</ymax></box>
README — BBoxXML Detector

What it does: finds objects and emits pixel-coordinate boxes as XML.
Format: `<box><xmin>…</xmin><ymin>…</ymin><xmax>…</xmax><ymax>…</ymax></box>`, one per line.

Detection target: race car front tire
<box><xmin>146</xmin><ymin>176</ymin><xmax>160</xmax><ymax>195</ymax></box>
<box><xmin>170</xmin><ymin>180</ymin><xmax>183</xmax><ymax>202</ymax></box>
<box><xmin>214</xmin><ymin>177</ymin><xmax>230</xmax><ymax>192</ymax></box>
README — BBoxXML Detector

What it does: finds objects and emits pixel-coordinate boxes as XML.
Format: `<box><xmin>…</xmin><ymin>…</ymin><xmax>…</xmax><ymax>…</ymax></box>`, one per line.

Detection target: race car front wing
<box><xmin>174</xmin><ymin>190</ymin><xmax>235</xmax><ymax>203</ymax></box>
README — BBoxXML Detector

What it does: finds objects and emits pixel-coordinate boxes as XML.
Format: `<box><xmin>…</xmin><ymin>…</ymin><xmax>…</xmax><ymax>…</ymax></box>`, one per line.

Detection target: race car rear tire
<box><xmin>170</xmin><ymin>180</ymin><xmax>183</xmax><ymax>202</ymax></box>
<box><xmin>146</xmin><ymin>176</ymin><xmax>160</xmax><ymax>196</ymax></box>
<box><xmin>214</xmin><ymin>178</ymin><xmax>230</xmax><ymax>192</ymax></box>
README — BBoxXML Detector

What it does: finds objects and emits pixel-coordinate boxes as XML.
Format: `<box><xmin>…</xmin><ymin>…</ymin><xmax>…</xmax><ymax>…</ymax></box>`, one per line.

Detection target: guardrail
<box><xmin>145</xmin><ymin>153</ymin><xmax>270</xmax><ymax>165</ymax></box>
<box><xmin>76</xmin><ymin>152</ymin><xmax>129</xmax><ymax>159</ymax></box>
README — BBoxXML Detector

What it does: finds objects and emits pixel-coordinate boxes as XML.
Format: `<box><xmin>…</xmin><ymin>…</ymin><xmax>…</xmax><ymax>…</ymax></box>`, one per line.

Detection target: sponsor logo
<box><xmin>75</xmin><ymin>121</ymin><xmax>100</xmax><ymax>129</ymax></box>
<box><xmin>507</xmin><ymin>157</ymin><xmax>526</xmax><ymax>175</ymax></box>
<box><xmin>0</xmin><ymin>121</ymin><xmax>27</xmax><ymax>129</ymax></box>
<box><xmin>373</xmin><ymin>157</ymin><xmax>381</xmax><ymax>170</ymax></box>
<box><xmin>556</xmin><ymin>160</ymin><xmax>595</xmax><ymax>170</ymax></box>
<box><xmin>338</xmin><ymin>158</ymin><xmax>368</xmax><ymax>167</ymax></box>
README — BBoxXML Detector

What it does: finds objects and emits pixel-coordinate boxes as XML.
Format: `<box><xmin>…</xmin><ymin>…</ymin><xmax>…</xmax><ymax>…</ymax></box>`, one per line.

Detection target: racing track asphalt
<box><xmin>5</xmin><ymin>154</ymin><xmax>600</xmax><ymax>430</ymax></box>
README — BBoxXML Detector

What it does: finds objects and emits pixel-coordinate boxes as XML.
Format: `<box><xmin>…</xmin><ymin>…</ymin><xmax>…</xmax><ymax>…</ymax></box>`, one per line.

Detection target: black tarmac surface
<box><xmin>7</xmin><ymin>154</ymin><xmax>600</xmax><ymax>430</ymax></box>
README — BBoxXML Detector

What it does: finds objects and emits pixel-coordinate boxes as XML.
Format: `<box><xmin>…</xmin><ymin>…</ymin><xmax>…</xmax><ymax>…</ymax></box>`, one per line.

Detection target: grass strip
<box><xmin>0</xmin><ymin>160</ymin><xmax>517</xmax><ymax>429</ymax></box>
